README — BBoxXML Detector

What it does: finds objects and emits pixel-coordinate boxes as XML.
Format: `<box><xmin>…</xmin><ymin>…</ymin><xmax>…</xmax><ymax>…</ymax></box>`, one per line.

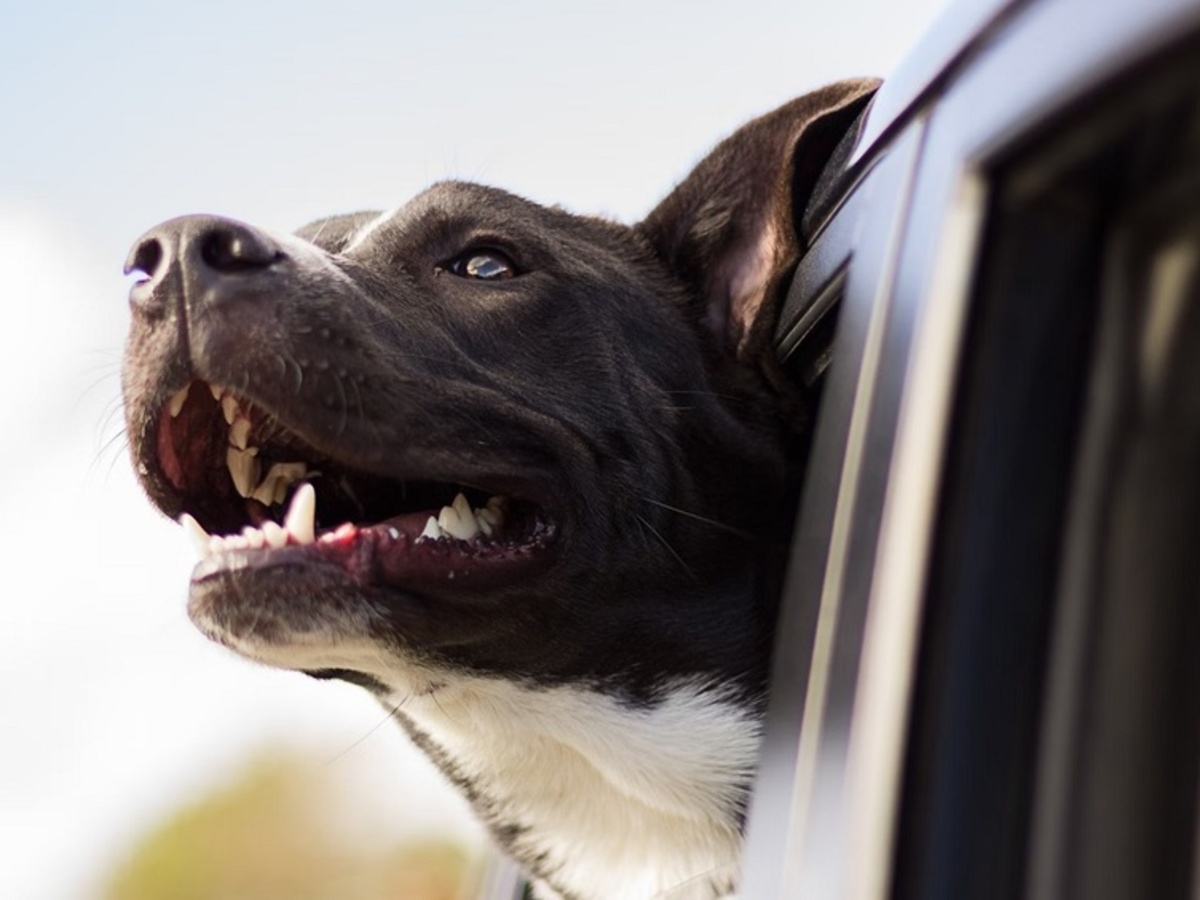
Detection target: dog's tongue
<box><xmin>182</xmin><ymin>483</ymin><xmax>553</xmax><ymax>592</ymax></box>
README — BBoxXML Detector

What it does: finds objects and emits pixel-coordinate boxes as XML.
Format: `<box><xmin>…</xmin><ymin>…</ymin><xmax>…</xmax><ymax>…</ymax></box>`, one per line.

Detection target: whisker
<box><xmin>639</xmin><ymin>497</ymin><xmax>755</xmax><ymax>541</ymax></box>
<box><xmin>320</xmin><ymin>698</ymin><xmax>406</xmax><ymax>768</ymax></box>
<box><xmin>93</xmin><ymin>427</ymin><xmax>129</xmax><ymax>464</ymax></box>
<box><xmin>633</xmin><ymin>513</ymin><xmax>699</xmax><ymax>582</ymax></box>
<box><xmin>428</xmin><ymin>689</ymin><xmax>461</xmax><ymax>725</ymax></box>
<box><xmin>653</xmin><ymin>859</ymin><xmax>737</xmax><ymax>899</ymax></box>
<box><xmin>103</xmin><ymin>439</ymin><xmax>131</xmax><ymax>481</ymax></box>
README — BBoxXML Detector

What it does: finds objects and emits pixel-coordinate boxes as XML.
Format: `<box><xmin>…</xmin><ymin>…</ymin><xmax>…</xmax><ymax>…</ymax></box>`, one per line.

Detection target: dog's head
<box><xmin>122</xmin><ymin>80</ymin><xmax>876</xmax><ymax>702</ymax></box>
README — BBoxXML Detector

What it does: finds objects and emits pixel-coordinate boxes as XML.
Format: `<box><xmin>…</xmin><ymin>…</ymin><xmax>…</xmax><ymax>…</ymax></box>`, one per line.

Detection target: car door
<box><xmin>746</xmin><ymin>1</ymin><xmax>1200</xmax><ymax>899</ymax></box>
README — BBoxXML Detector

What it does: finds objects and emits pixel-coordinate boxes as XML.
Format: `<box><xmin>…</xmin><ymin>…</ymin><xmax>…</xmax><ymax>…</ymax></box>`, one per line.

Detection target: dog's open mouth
<box><xmin>156</xmin><ymin>380</ymin><xmax>555</xmax><ymax>593</ymax></box>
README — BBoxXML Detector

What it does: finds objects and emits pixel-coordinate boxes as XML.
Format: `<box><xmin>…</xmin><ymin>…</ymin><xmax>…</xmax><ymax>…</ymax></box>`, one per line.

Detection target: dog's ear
<box><xmin>639</xmin><ymin>79</ymin><xmax>879</xmax><ymax>359</ymax></box>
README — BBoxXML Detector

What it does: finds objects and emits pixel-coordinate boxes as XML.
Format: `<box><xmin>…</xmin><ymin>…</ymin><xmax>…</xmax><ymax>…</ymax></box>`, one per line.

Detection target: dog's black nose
<box><xmin>125</xmin><ymin>215</ymin><xmax>283</xmax><ymax>313</ymax></box>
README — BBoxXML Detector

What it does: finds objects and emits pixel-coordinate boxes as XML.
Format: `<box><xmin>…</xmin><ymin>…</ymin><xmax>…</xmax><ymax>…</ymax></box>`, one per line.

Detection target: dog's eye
<box><xmin>445</xmin><ymin>249</ymin><xmax>518</xmax><ymax>280</ymax></box>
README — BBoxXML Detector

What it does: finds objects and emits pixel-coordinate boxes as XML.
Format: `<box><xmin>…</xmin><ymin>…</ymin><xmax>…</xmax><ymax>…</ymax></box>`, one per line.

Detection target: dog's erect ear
<box><xmin>639</xmin><ymin>79</ymin><xmax>880</xmax><ymax>358</ymax></box>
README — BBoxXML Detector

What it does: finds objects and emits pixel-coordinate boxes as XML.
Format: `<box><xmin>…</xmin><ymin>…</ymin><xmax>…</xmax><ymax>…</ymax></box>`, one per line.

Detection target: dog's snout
<box><xmin>125</xmin><ymin>215</ymin><xmax>283</xmax><ymax>314</ymax></box>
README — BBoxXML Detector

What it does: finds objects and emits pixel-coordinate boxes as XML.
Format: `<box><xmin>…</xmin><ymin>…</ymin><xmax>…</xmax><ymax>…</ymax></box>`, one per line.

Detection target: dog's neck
<box><xmin>387</xmin><ymin>674</ymin><xmax>758</xmax><ymax>899</ymax></box>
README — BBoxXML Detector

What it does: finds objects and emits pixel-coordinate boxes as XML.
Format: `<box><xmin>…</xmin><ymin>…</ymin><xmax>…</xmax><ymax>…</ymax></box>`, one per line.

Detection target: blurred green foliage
<box><xmin>102</xmin><ymin>751</ymin><xmax>476</xmax><ymax>900</ymax></box>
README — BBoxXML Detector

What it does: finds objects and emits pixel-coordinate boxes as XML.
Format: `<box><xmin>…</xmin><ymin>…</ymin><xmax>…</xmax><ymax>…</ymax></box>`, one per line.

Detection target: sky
<box><xmin>0</xmin><ymin>1</ymin><xmax>948</xmax><ymax>897</ymax></box>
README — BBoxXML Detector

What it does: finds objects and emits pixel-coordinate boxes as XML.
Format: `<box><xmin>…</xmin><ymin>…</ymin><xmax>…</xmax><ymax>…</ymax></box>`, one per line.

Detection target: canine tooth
<box><xmin>438</xmin><ymin>495</ymin><xmax>480</xmax><ymax>541</ymax></box>
<box><xmin>221</xmin><ymin>394</ymin><xmax>240</xmax><ymax>425</ymax></box>
<box><xmin>167</xmin><ymin>385</ymin><xmax>190</xmax><ymax>418</ymax></box>
<box><xmin>420</xmin><ymin>516</ymin><xmax>444</xmax><ymax>541</ymax></box>
<box><xmin>283</xmin><ymin>483</ymin><xmax>316</xmax><ymax>545</ymax></box>
<box><xmin>262</xmin><ymin>521</ymin><xmax>287</xmax><ymax>549</ymax></box>
<box><xmin>227</xmin><ymin>447</ymin><xmax>262</xmax><ymax>498</ymax></box>
<box><xmin>210</xmin><ymin>383</ymin><xmax>224</xmax><ymax>400</ymax></box>
<box><xmin>229</xmin><ymin>417</ymin><xmax>252</xmax><ymax>450</ymax></box>
<box><xmin>179</xmin><ymin>513</ymin><xmax>211</xmax><ymax>557</ymax></box>
<box><xmin>241</xmin><ymin>526</ymin><xmax>266</xmax><ymax>550</ymax></box>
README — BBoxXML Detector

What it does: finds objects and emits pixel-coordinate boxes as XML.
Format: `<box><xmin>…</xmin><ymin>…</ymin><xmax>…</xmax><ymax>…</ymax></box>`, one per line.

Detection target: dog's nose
<box><xmin>125</xmin><ymin>215</ymin><xmax>283</xmax><ymax>312</ymax></box>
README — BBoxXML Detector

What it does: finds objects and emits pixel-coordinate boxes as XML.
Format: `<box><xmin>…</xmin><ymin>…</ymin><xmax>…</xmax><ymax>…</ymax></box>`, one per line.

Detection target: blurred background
<box><xmin>0</xmin><ymin>1</ymin><xmax>947</xmax><ymax>896</ymax></box>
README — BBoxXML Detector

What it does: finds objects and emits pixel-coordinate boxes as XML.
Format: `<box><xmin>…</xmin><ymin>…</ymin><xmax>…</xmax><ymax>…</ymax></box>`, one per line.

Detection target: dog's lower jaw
<box><xmin>389</xmin><ymin>677</ymin><xmax>758</xmax><ymax>900</ymax></box>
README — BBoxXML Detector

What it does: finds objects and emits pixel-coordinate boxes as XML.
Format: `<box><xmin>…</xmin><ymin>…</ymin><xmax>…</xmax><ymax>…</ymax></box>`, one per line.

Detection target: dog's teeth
<box><xmin>439</xmin><ymin>493</ymin><xmax>480</xmax><ymax>541</ymax></box>
<box><xmin>262</xmin><ymin>520</ymin><xmax>288</xmax><ymax>549</ymax></box>
<box><xmin>251</xmin><ymin>462</ymin><xmax>308</xmax><ymax>506</ymax></box>
<box><xmin>221</xmin><ymin>394</ymin><xmax>240</xmax><ymax>425</ymax></box>
<box><xmin>250</xmin><ymin>481</ymin><xmax>274</xmax><ymax>506</ymax></box>
<box><xmin>227</xmin><ymin>447</ymin><xmax>262</xmax><ymax>498</ymax></box>
<box><xmin>229</xmin><ymin>417</ymin><xmax>252</xmax><ymax>451</ymax></box>
<box><xmin>283</xmin><ymin>483</ymin><xmax>316</xmax><ymax>545</ymax></box>
<box><xmin>210</xmin><ymin>383</ymin><xmax>224</xmax><ymax>401</ymax></box>
<box><xmin>477</xmin><ymin>497</ymin><xmax>505</xmax><ymax>532</ymax></box>
<box><xmin>167</xmin><ymin>385</ymin><xmax>190</xmax><ymax>418</ymax></box>
<box><xmin>241</xmin><ymin>526</ymin><xmax>266</xmax><ymax>550</ymax></box>
<box><xmin>436</xmin><ymin>505</ymin><xmax>462</xmax><ymax>536</ymax></box>
<box><xmin>419</xmin><ymin>516</ymin><xmax>444</xmax><ymax>541</ymax></box>
<box><xmin>179</xmin><ymin>513</ymin><xmax>211</xmax><ymax>558</ymax></box>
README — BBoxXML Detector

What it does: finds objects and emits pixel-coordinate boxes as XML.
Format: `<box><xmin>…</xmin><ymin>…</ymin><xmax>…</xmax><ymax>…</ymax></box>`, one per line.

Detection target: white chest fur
<box><xmin>203</xmin><ymin>610</ymin><xmax>760</xmax><ymax>896</ymax></box>
<box><xmin>389</xmin><ymin>677</ymin><xmax>760</xmax><ymax>900</ymax></box>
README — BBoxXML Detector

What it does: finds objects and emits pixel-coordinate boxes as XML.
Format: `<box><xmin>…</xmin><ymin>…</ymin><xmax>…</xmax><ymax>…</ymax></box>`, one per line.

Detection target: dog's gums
<box><xmin>159</xmin><ymin>379</ymin><xmax>554</xmax><ymax>592</ymax></box>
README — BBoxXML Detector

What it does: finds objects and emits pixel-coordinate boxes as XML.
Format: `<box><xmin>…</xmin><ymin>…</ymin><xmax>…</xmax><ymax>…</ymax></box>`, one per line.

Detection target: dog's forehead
<box><xmin>407</xmin><ymin>180</ymin><xmax>555</xmax><ymax>223</ymax></box>
<box><xmin>342</xmin><ymin>180</ymin><xmax>621</xmax><ymax>257</ymax></box>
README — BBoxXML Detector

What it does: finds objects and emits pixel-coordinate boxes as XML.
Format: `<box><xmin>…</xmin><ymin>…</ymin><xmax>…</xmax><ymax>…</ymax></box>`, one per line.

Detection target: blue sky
<box><xmin>0</xmin><ymin>1</ymin><xmax>947</xmax><ymax>896</ymax></box>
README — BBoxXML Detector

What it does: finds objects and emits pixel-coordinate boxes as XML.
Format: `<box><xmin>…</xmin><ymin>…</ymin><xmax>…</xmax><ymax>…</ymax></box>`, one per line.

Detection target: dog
<box><xmin>121</xmin><ymin>79</ymin><xmax>878</xmax><ymax>899</ymax></box>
